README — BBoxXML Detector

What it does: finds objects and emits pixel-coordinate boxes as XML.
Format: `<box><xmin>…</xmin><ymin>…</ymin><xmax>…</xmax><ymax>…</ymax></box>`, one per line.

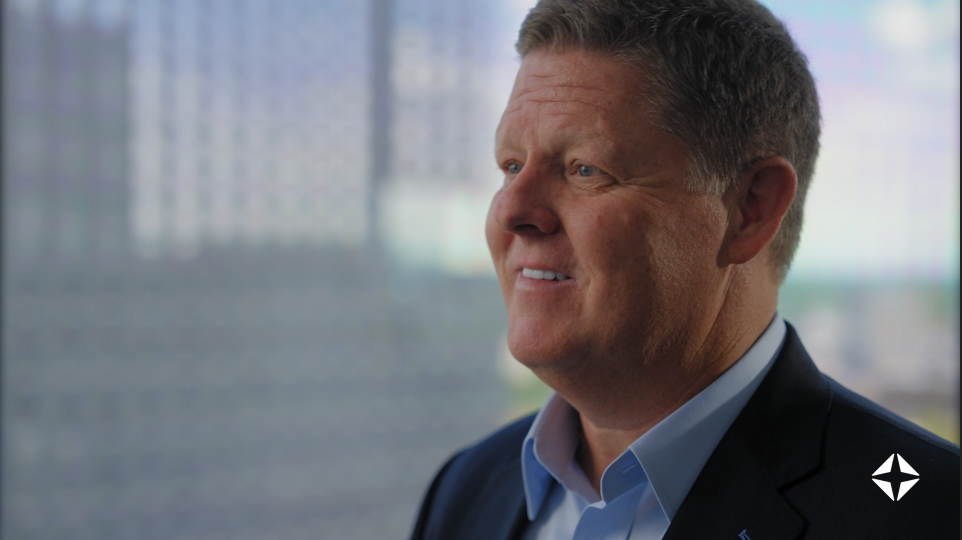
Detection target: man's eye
<box><xmin>577</xmin><ymin>164</ymin><xmax>597</xmax><ymax>177</ymax></box>
<box><xmin>506</xmin><ymin>162</ymin><xmax>522</xmax><ymax>174</ymax></box>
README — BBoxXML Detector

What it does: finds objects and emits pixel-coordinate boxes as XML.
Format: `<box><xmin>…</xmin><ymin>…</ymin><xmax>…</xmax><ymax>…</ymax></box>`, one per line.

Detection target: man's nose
<box><xmin>490</xmin><ymin>165</ymin><xmax>561</xmax><ymax>237</ymax></box>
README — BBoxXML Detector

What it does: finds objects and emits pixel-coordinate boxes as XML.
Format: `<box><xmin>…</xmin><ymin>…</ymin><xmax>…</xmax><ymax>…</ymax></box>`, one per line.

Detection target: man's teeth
<box><xmin>522</xmin><ymin>268</ymin><xmax>570</xmax><ymax>281</ymax></box>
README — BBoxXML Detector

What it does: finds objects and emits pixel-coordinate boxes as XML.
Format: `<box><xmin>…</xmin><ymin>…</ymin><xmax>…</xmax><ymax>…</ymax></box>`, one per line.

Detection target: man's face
<box><xmin>487</xmin><ymin>49</ymin><xmax>733</xmax><ymax>380</ymax></box>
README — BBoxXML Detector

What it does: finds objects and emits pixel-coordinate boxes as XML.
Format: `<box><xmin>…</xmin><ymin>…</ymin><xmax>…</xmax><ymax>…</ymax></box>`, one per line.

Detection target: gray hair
<box><xmin>517</xmin><ymin>0</ymin><xmax>821</xmax><ymax>282</ymax></box>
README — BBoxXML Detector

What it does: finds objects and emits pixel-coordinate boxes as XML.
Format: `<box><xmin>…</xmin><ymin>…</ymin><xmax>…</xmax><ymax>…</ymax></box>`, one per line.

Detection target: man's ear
<box><xmin>723</xmin><ymin>156</ymin><xmax>797</xmax><ymax>266</ymax></box>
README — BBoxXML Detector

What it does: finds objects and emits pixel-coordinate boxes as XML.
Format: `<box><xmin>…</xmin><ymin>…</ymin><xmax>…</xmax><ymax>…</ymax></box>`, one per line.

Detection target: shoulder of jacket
<box><xmin>410</xmin><ymin>414</ymin><xmax>535</xmax><ymax>540</ymax></box>
<box><xmin>826</xmin><ymin>378</ymin><xmax>959</xmax><ymax>460</ymax></box>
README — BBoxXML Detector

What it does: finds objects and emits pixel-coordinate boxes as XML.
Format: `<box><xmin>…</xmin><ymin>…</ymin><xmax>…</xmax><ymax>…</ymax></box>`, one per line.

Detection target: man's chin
<box><xmin>507</xmin><ymin>315</ymin><xmax>590</xmax><ymax>367</ymax></box>
<box><xmin>506</xmin><ymin>337</ymin><xmax>582</xmax><ymax>375</ymax></box>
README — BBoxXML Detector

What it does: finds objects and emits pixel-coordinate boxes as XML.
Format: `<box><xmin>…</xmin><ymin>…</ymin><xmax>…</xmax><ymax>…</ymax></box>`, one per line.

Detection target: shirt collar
<box><xmin>521</xmin><ymin>392</ymin><xmax>587</xmax><ymax>519</ymax></box>
<box><xmin>521</xmin><ymin>314</ymin><xmax>786</xmax><ymax>522</ymax></box>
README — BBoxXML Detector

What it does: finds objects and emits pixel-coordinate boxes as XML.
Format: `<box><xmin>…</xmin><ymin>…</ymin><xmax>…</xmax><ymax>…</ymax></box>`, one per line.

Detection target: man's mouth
<box><xmin>521</xmin><ymin>267</ymin><xmax>571</xmax><ymax>281</ymax></box>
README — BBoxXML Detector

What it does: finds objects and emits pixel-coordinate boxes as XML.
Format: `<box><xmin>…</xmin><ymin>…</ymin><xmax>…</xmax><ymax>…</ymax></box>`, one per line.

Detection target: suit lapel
<box><xmin>664</xmin><ymin>325</ymin><xmax>832</xmax><ymax>540</ymax></box>
<box><xmin>663</xmin><ymin>435</ymin><xmax>804</xmax><ymax>540</ymax></box>
<box><xmin>465</xmin><ymin>457</ymin><xmax>530</xmax><ymax>540</ymax></box>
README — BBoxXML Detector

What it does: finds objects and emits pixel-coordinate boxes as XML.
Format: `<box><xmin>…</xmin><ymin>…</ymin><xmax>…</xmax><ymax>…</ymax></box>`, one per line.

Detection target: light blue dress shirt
<box><xmin>520</xmin><ymin>315</ymin><xmax>787</xmax><ymax>540</ymax></box>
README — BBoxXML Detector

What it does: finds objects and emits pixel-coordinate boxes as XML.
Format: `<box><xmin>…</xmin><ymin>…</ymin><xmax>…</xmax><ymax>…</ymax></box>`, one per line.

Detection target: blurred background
<box><xmin>1</xmin><ymin>0</ymin><xmax>958</xmax><ymax>538</ymax></box>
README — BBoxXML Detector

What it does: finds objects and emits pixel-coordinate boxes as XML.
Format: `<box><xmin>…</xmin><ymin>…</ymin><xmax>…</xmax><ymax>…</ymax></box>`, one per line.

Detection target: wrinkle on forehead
<box><xmin>510</xmin><ymin>76</ymin><xmax>617</xmax><ymax>100</ymax></box>
<box><xmin>499</xmin><ymin>87</ymin><xmax>635</xmax><ymax>144</ymax></box>
<box><xmin>502</xmin><ymin>96</ymin><xmax>620</xmax><ymax>118</ymax></box>
<box><xmin>518</xmin><ymin>49</ymin><xmax>640</xmax><ymax>83</ymax></box>
<box><xmin>505</xmin><ymin>55</ymin><xmax>646</xmax><ymax>118</ymax></box>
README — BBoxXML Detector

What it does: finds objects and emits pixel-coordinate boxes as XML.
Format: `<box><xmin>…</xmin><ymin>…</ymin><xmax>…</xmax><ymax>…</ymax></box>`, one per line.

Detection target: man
<box><xmin>410</xmin><ymin>1</ymin><xmax>960</xmax><ymax>538</ymax></box>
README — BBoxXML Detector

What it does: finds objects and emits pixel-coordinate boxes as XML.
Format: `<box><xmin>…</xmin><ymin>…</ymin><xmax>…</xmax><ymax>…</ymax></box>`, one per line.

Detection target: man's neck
<box><xmin>571</xmin><ymin>307</ymin><xmax>777</xmax><ymax>493</ymax></box>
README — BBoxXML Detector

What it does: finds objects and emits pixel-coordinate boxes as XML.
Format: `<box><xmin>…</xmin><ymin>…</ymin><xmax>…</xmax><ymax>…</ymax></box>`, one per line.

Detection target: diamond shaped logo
<box><xmin>871</xmin><ymin>453</ymin><xmax>919</xmax><ymax>501</ymax></box>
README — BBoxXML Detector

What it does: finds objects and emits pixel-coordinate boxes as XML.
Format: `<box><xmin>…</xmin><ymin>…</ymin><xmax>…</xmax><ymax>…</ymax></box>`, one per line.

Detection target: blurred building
<box><xmin>3</xmin><ymin>1</ymin><xmax>510</xmax><ymax>539</ymax></box>
<box><xmin>128</xmin><ymin>0</ymin><xmax>372</xmax><ymax>256</ymax></box>
<box><xmin>389</xmin><ymin>0</ymin><xmax>500</xmax><ymax>190</ymax></box>
<box><xmin>4</xmin><ymin>0</ymin><xmax>130</xmax><ymax>271</ymax></box>
<box><xmin>125</xmin><ymin>0</ymin><xmax>501</xmax><ymax>261</ymax></box>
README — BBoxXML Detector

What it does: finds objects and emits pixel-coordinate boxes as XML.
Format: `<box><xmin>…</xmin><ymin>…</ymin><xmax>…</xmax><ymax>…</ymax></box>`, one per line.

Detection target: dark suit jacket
<box><xmin>410</xmin><ymin>325</ymin><xmax>960</xmax><ymax>539</ymax></box>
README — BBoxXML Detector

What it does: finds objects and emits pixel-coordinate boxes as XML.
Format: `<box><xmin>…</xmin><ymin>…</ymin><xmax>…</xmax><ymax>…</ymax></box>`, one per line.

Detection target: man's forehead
<box><xmin>502</xmin><ymin>51</ymin><xmax>652</xmax><ymax>119</ymax></box>
<box><xmin>497</xmin><ymin>51</ymin><xmax>651</xmax><ymax>141</ymax></box>
<box><xmin>502</xmin><ymin>83</ymin><xmax>620</xmax><ymax>119</ymax></box>
<box><xmin>512</xmin><ymin>50</ymin><xmax>641</xmax><ymax>97</ymax></box>
<box><xmin>513</xmin><ymin>64</ymin><xmax>606</xmax><ymax>95</ymax></box>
